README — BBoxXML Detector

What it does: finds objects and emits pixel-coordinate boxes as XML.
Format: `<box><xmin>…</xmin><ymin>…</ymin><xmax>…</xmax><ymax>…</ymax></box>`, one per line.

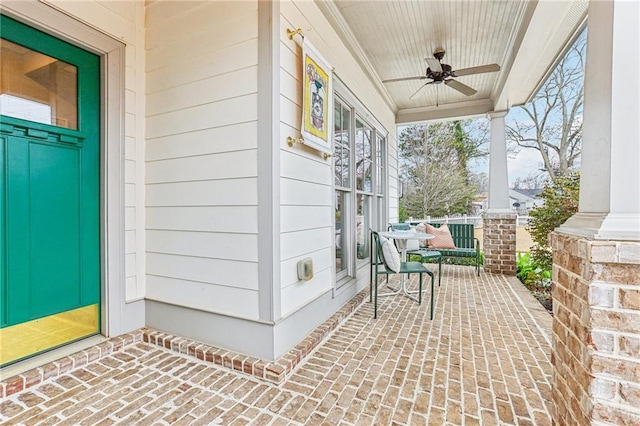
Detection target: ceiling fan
<box><xmin>382</xmin><ymin>47</ymin><xmax>500</xmax><ymax>99</ymax></box>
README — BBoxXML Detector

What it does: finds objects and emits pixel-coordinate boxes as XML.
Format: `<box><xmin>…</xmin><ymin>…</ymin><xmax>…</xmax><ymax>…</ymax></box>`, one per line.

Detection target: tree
<box><xmin>399</xmin><ymin>120</ymin><xmax>486</xmax><ymax>218</ymax></box>
<box><xmin>506</xmin><ymin>30</ymin><xmax>586</xmax><ymax>181</ymax></box>
<box><xmin>527</xmin><ymin>171</ymin><xmax>580</xmax><ymax>270</ymax></box>
<box><xmin>512</xmin><ymin>173</ymin><xmax>549</xmax><ymax>190</ymax></box>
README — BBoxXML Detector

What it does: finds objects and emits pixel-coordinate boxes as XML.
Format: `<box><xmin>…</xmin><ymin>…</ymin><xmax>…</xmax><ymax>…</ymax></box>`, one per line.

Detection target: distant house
<box><xmin>509</xmin><ymin>188</ymin><xmax>543</xmax><ymax>214</ymax></box>
<box><xmin>470</xmin><ymin>189</ymin><xmax>542</xmax><ymax>215</ymax></box>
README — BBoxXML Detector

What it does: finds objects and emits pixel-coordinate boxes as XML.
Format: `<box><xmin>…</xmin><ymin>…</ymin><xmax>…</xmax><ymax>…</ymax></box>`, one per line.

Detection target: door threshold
<box><xmin>0</xmin><ymin>335</ymin><xmax>106</xmax><ymax>381</ymax></box>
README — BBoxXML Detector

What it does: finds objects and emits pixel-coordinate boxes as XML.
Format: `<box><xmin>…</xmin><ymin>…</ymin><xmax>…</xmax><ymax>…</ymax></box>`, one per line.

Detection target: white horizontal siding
<box><xmin>281</xmin><ymin>228</ymin><xmax>332</xmax><ymax>262</ymax></box>
<box><xmin>146</xmin><ymin>179</ymin><xmax>257</xmax><ymax>207</ymax></box>
<box><xmin>146</xmin><ymin>275</ymin><xmax>259</xmax><ymax>320</ymax></box>
<box><xmin>280</xmin><ymin>150</ymin><xmax>332</xmax><ymax>185</ymax></box>
<box><xmin>147</xmin><ymin>253</ymin><xmax>258</xmax><ymax>291</ymax></box>
<box><xmin>145</xmin><ymin>0</ymin><xmax>259</xmax><ymax>320</ymax></box>
<box><xmin>48</xmin><ymin>0</ymin><xmax>136</xmax><ymax>41</ymax></box>
<box><xmin>146</xmin><ymin>150</ymin><xmax>257</xmax><ymax>184</ymax></box>
<box><xmin>281</xmin><ymin>178</ymin><xmax>332</xmax><ymax>206</ymax></box>
<box><xmin>281</xmin><ymin>206</ymin><xmax>332</xmax><ymax>233</ymax></box>
<box><xmin>145</xmin><ymin>1</ymin><xmax>256</xmax><ymax>50</ymax></box>
<box><xmin>281</xmin><ymin>248</ymin><xmax>333</xmax><ymax>291</ymax></box>
<box><xmin>146</xmin><ymin>122</ymin><xmax>257</xmax><ymax>162</ymax></box>
<box><xmin>146</xmin><ymin>39</ymin><xmax>258</xmax><ymax>95</ymax></box>
<box><xmin>145</xmin><ymin>8</ymin><xmax>258</xmax><ymax>72</ymax></box>
<box><xmin>280</xmin><ymin>268</ymin><xmax>333</xmax><ymax>317</ymax></box>
<box><xmin>146</xmin><ymin>66</ymin><xmax>258</xmax><ymax>117</ymax></box>
<box><xmin>147</xmin><ymin>230</ymin><xmax>258</xmax><ymax>262</ymax></box>
<box><xmin>277</xmin><ymin>0</ymin><xmax>399</xmax><ymax>319</ymax></box>
<box><xmin>146</xmin><ymin>206</ymin><xmax>258</xmax><ymax>233</ymax></box>
<box><xmin>145</xmin><ymin>94</ymin><xmax>258</xmax><ymax>139</ymax></box>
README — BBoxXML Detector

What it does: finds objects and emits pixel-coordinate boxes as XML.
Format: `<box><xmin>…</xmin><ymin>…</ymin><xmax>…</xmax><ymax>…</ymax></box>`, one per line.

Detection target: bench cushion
<box><xmin>437</xmin><ymin>248</ymin><xmax>477</xmax><ymax>257</ymax></box>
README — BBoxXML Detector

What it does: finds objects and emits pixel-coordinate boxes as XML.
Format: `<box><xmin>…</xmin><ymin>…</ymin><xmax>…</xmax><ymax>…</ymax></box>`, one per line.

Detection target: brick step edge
<box><xmin>142</xmin><ymin>288</ymin><xmax>370</xmax><ymax>385</ymax></box>
<box><xmin>1</xmin><ymin>331</ymin><xmax>143</xmax><ymax>398</ymax></box>
<box><xmin>0</xmin><ymin>287</ymin><xmax>370</xmax><ymax>397</ymax></box>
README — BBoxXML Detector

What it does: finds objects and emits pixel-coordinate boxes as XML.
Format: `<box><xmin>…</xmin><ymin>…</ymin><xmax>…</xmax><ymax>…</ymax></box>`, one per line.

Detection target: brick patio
<box><xmin>0</xmin><ymin>265</ymin><xmax>553</xmax><ymax>425</ymax></box>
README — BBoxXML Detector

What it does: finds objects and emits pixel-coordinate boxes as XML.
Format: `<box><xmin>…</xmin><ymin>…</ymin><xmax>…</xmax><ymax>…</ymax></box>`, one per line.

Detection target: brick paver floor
<box><xmin>0</xmin><ymin>265</ymin><xmax>553</xmax><ymax>425</ymax></box>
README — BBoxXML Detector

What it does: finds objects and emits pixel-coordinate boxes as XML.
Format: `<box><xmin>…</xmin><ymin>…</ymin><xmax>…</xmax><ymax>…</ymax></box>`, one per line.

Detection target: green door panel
<box><xmin>1</xmin><ymin>15</ymin><xmax>101</xmax><ymax>335</ymax></box>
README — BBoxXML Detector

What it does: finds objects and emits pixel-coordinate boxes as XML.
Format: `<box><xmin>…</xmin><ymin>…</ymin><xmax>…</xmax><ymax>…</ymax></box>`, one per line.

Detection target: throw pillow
<box><xmin>380</xmin><ymin>236</ymin><xmax>401</xmax><ymax>272</ymax></box>
<box><xmin>425</xmin><ymin>223</ymin><xmax>457</xmax><ymax>249</ymax></box>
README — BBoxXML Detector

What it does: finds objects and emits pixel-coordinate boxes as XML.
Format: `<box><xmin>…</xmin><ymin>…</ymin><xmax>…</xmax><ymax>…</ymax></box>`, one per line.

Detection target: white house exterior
<box><xmin>0</xmin><ymin>0</ymin><xmax>398</xmax><ymax>363</ymax></box>
<box><xmin>2</xmin><ymin>1</ymin><xmax>639</xmax><ymax>424</ymax></box>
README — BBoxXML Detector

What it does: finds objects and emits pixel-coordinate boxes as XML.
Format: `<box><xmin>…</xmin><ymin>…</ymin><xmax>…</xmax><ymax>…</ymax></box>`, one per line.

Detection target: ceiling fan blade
<box><xmin>452</xmin><ymin>63</ymin><xmax>500</xmax><ymax>77</ymax></box>
<box><xmin>445</xmin><ymin>79</ymin><xmax>477</xmax><ymax>96</ymax></box>
<box><xmin>425</xmin><ymin>57</ymin><xmax>442</xmax><ymax>73</ymax></box>
<box><xmin>382</xmin><ymin>76</ymin><xmax>427</xmax><ymax>83</ymax></box>
<box><xmin>409</xmin><ymin>81</ymin><xmax>434</xmax><ymax>99</ymax></box>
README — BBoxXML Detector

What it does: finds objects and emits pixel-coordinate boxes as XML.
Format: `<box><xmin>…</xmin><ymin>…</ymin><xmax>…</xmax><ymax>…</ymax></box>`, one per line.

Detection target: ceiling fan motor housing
<box><xmin>426</xmin><ymin>63</ymin><xmax>453</xmax><ymax>81</ymax></box>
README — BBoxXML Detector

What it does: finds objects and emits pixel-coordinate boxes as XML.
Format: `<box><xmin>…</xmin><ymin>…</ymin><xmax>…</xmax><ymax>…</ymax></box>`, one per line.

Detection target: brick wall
<box><xmin>551</xmin><ymin>232</ymin><xmax>640</xmax><ymax>425</ymax></box>
<box><xmin>482</xmin><ymin>213</ymin><xmax>517</xmax><ymax>275</ymax></box>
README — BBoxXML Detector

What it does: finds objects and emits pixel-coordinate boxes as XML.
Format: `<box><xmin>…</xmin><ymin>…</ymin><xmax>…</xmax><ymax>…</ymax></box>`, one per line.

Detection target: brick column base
<box><xmin>482</xmin><ymin>212</ymin><xmax>517</xmax><ymax>275</ymax></box>
<box><xmin>551</xmin><ymin>232</ymin><xmax>640</xmax><ymax>425</ymax></box>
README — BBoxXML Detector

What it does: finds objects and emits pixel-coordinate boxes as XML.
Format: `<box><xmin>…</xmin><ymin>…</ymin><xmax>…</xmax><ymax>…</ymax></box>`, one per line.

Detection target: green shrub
<box><xmin>517</xmin><ymin>252</ymin><xmax>551</xmax><ymax>290</ymax></box>
<box><xmin>527</xmin><ymin>172</ymin><xmax>580</xmax><ymax>271</ymax></box>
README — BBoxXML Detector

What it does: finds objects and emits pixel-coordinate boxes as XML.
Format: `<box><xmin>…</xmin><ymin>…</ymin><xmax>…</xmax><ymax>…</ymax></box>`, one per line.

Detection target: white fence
<box><xmin>406</xmin><ymin>214</ymin><xmax>531</xmax><ymax>228</ymax></box>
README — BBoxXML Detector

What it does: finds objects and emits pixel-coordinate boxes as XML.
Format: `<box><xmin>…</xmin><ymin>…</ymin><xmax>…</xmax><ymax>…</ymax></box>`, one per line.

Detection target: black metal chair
<box><xmin>370</xmin><ymin>229</ymin><xmax>435</xmax><ymax>319</ymax></box>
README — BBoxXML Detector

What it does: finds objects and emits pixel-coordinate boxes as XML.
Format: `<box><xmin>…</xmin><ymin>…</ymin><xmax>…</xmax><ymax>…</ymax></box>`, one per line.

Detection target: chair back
<box><xmin>389</xmin><ymin>223</ymin><xmax>411</xmax><ymax>231</ymax></box>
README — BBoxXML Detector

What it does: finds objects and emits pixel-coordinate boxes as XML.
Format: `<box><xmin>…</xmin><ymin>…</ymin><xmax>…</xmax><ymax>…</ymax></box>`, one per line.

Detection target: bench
<box><xmin>389</xmin><ymin>222</ymin><xmax>481</xmax><ymax>275</ymax></box>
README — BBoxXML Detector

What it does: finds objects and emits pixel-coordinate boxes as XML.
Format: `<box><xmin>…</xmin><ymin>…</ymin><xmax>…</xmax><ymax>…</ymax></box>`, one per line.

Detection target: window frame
<box><xmin>332</xmin><ymin>78</ymin><xmax>388</xmax><ymax>289</ymax></box>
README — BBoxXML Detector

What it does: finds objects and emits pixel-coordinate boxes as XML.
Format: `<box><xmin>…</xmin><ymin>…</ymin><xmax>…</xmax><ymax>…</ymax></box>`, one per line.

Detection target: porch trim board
<box><xmin>257</xmin><ymin>0</ymin><xmax>281</xmax><ymax>324</ymax></box>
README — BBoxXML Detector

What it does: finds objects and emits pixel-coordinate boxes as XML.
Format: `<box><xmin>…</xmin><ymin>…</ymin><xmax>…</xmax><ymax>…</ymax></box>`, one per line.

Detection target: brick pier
<box><xmin>483</xmin><ymin>212</ymin><xmax>517</xmax><ymax>275</ymax></box>
<box><xmin>551</xmin><ymin>233</ymin><xmax>640</xmax><ymax>425</ymax></box>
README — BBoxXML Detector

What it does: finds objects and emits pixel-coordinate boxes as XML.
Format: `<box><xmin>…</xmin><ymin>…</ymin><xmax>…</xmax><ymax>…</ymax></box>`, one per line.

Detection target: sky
<box><xmin>470</xmin><ymin>108</ymin><xmax>548</xmax><ymax>188</ymax></box>
<box><xmin>471</xmin><ymin>144</ymin><xmax>544</xmax><ymax>188</ymax></box>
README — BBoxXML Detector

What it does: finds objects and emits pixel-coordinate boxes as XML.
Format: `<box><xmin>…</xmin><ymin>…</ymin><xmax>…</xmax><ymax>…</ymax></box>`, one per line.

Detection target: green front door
<box><xmin>0</xmin><ymin>15</ymin><xmax>100</xmax><ymax>365</ymax></box>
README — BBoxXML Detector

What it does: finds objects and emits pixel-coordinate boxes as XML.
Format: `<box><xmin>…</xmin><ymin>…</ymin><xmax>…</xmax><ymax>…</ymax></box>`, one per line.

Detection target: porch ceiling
<box><xmin>316</xmin><ymin>0</ymin><xmax>588</xmax><ymax>124</ymax></box>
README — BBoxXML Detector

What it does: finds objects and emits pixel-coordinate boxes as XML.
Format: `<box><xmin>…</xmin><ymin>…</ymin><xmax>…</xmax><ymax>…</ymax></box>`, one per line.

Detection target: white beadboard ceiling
<box><xmin>316</xmin><ymin>0</ymin><xmax>588</xmax><ymax>124</ymax></box>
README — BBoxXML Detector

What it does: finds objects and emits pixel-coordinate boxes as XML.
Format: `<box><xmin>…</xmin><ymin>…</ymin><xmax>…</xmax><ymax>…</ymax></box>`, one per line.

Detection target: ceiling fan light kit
<box><xmin>383</xmin><ymin>48</ymin><xmax>500</xmax><ymax>99</ymax></box>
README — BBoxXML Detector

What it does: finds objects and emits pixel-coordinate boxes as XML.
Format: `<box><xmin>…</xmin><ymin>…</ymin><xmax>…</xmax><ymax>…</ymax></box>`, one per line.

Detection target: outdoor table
<box><xmin>379</xmin><ymin>230</ymin><xmax>434</xmax><ymax>301</ymax></box>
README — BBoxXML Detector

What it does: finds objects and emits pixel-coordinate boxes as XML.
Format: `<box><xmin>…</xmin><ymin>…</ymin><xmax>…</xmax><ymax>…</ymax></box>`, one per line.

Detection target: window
<box><xmin>333</xmin><ymin>86</ymin><xmax>387</xmax><ymax>285</ymax></box>
<box><xmin>334</xmin><ymin>100</ymin><xmax>351</xmax><ymax>278</ymax></box>
<box><xmin>0</xmin><ymin>38</ymin><xmax>78</xmax><ymax>129</ymax></box>
<box><xmin>376</xmin><ymin>132</ymin><xmax>386</xmax><ymax>230</ymax></box>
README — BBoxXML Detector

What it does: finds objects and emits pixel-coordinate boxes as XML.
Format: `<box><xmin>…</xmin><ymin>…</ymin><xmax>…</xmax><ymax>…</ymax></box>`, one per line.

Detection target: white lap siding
<box><xmin>145</xmin><ymin>1</ymin><xmax>261</xmax><ymax>320</ymax></box>
<box><xmin>44</xmin><ymin>0</ymin><xmax>146</xmax><ymax>301</ymax></box>
<box><xmin>278</xmin><ymin>0</ymin><xmax>398</xmax><ymax>319</ymax></box>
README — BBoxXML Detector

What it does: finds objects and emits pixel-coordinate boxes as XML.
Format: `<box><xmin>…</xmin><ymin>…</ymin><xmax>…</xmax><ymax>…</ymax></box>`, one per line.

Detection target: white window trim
<box><xmin>332</xmin><ymin>76</ymin><xmax>389</xmax><ymax>290</ymax></box>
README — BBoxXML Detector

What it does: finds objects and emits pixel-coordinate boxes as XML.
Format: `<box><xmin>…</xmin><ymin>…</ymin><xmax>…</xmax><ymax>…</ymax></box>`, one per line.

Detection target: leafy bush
<box><xmin>517</xmin><ymin>252</ymin><xmax>552</xmax><ymax>312</ymax></box>
<box><xmin>517</xmin><ymin>253</ymin><xmax>551</xmax><ymax>289</ymax></box>
<box><xmin>527</xmin><ymin>172</ymin><xmax>580</xmax><ymax>270</ymax></box>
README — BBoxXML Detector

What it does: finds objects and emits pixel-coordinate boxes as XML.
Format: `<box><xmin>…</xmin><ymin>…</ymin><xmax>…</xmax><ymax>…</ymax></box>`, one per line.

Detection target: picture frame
<box><xmin>301</xmin><ymin>39</ymin><xmax>333</xmax><ymax>155</ymax></box>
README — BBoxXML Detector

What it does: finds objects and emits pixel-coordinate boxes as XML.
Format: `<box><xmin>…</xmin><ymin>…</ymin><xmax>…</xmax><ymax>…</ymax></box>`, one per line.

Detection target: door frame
<box><xmin>1</xmin><ymin>2</ymin><xmax>138</xmax><ymax>338</ymax></box>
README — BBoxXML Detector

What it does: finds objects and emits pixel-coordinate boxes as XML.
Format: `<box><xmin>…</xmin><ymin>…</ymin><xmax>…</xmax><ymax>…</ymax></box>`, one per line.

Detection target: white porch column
<box><xmin>487</xmin><ymin>111</ymin><xmax>511</xmax><ymax>212</ymax></box>
<box><xmin>552</xmin><ymin>2</ymin><xmax>640</xmax><ymax>425</ymax></box>
<box><xmin>483</xmin><ymin>110</ymin><xmax>516</xmax><ymax>275</ymax></box>
<box><xmin>559</xmin><ymin>0</ymin><xmax>640</xmax><ymax>240</ymax></box>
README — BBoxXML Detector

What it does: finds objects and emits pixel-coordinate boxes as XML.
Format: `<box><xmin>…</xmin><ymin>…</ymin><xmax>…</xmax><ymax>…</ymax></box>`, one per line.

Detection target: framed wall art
<box><xmin>300</xmin><ymin>38</ymin><xmax>333</xmax><ymax>155</ymax></box>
